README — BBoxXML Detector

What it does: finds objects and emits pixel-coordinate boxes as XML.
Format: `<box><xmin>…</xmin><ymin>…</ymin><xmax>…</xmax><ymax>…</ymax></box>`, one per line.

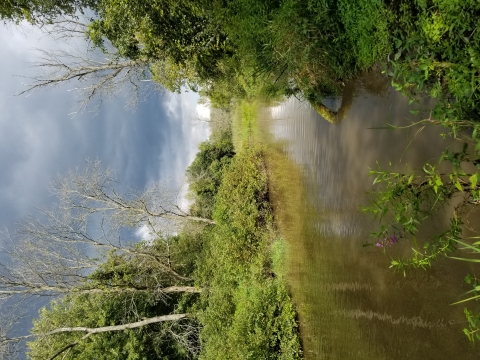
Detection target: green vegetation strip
<box><xmin>195</xmin><ymin>103</ymin><xmax>301</xmax><ymax>359</ymax></box>
<box><xmin>232</xmin><ymin>101</ymin><xmax>260</xmax><ymax>151</ymax></box>
<box><xmin>195</xmin><ymin>148</ymin><xmax>301</xmax><ymax>359</ymax></box>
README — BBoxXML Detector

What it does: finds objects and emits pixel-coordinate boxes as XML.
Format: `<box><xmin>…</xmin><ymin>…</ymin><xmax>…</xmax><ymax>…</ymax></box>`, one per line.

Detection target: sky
<box><xmin>0</xmin><ymin>23</ymin><xmax>211</xmax><ymax>235</ymax></box>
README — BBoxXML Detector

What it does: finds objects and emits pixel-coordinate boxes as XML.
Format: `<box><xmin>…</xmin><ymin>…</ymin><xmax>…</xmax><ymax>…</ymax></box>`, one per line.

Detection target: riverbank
<box><xmin>194</xmin><ymin>101</ymin><xmax>302</xmax><ymax>359</ymax></box>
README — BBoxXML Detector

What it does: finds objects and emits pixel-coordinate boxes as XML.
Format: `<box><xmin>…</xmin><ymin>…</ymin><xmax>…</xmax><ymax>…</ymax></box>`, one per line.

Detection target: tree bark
<box><xmin>4</xmin><ymin>314</ymin><xmax>189</xmax><ymax>360</ymax></box>
<box><xmin>0</xmin><ymin>285</ymin><xmax>200</xmax><ymax>297</ymax></box>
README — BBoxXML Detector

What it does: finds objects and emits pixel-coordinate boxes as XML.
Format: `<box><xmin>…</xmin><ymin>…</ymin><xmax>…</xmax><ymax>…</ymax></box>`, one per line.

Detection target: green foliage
<box><xmin>87</xmin><ymin>0</ymin><xmax>233</xmax><ymax>90</ymax></box>
<box><xmin>169</xmin><ymin>231</ymin><xmax>208</xmax><ymax>277</ymax></box>
<box><xmin>187</xmin><ymin>129</ymin><xmax>235</xmax><ymax>219</ymax></box>
<box><xmin>198</xmin><ymin>0</ymin><xmax>393</xmax><ymax>107</ymax></box>
<box><xmin>0</xmin><ymin>0</ymin><xmax>97</xmax><ymax>24</ymax></box>
<box><xmin>386</xmin><ymin>0</ymin><xmax>480</xmax><ymax>122</ymax></box>
<box><xmin>3</xmin><ymin>0</ymin><xmax>393</xmax><ymax>109</ymax></box>
<box><xmin>26</xmin><ymin>236</ymin><xmax>202</xmax><ymax>359</ymax></box>
<box><xmin>28</xmin><ymin>293</ymin><xmax>190</xmax><ymax>360</ymax></box>
<box><xmin>338</xmin><ymin>0</ymin><xmax>392</xmax><ymax>69</ymax></box>
<box><xmin>212</xmin><ymin>149</ymin><xmax>269</xmax><ymax>252</ymax></box>
<box><xmin>200</xmin><ymin>278</ymin><xmax>300</xmax><ymax>360</ymax></box>
<box><xmin>194</xmin><ymin>147</ymin><xmax>301</xmax><ymax>359</ymax></box>
<box><xmin>363</xmin><ymin>142</ymin><xmax>480</xmax><ymax>272</ymax></box>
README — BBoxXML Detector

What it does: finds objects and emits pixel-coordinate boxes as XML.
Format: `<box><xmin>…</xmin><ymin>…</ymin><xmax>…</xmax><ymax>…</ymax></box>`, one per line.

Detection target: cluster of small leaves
<box><xmin>463</xmin><ymin>308</ymin><xmax>480</xmax><ymax>344</ymax></box>
<box><xmin>364</xmin><ymin>143</ymin><xmax>480</xmax><ymax>272</ymax></box>
<box><xmin>385</xmin><ymin>0</ymin><xmax>480</xmax><ymax>139</ymax></box>
<box><xmin>389</xmin><ymin>217</ymin><xmax>462</xmax><ymax>275</ymax></box>
<box><xmin>365</xmin><ymin>162</ymin><xmax>448</xmax><ymax>237</ymax></box>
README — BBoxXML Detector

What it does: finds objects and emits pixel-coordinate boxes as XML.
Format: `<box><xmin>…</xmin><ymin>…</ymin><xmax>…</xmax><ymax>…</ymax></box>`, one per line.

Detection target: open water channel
<box><xmin>259</xmin><ymin>72</ymin><xmax>480</xmax><ymax>359</ymax></box>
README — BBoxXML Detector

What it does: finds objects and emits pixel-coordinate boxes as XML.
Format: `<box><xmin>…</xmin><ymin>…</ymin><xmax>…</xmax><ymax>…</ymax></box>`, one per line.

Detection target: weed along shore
<box><xmin>193</xmin><ymin>101</ymin><xmax>303</xmax><ymax>359</ymax></box>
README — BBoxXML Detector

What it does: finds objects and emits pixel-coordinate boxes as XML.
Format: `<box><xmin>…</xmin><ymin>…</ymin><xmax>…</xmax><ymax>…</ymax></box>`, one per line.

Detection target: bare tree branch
<box><xmin>38</xmin><ymin>17</ymin><xmax>89</xmax><ymax>41</ymax></box>
<box><xmin>16</xmin><ymin>48</ymin><xmax>153</xmax><ymax>114</ymax></box>
<box><xmin>50</xmin><ymin>159</ymin><xmax>215</xmax><ymax>225</ymax></box>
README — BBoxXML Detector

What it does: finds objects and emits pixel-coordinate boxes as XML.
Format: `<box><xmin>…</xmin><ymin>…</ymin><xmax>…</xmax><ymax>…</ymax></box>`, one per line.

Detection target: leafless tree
<box><xmin>17</xmin><ymin>47</ymin><xmax>153</xmax><ymax>114</ymax></box>
<box><xmin>0</xmin><ymin>211</ymin><xmax>203</xmax><ymax>299</ymax></box>
<box><xmin>165</xmin><ymin>317</ymin><xmax>201</xmax><ymax>358</ymax></box>
<box><xmin>51</xmin><ymin>159</ymin><xmax>215</xmax><ymax>226</ymax></box>
<box><xmin>39</xmin><ymin>17</ymin><xmax>90</xmax><ymax>41</ymax></box>
<box><xmin>0</xmin><ymin>160</ymin><xmax>213</xmax><ymax>298</ymax></box>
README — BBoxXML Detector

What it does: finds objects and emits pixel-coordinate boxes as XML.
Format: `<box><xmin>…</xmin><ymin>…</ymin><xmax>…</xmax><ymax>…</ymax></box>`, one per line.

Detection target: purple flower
<box><xmin>375</xmin><ymin>234</ymin><xmax>400</xmax><ymax>248</ymax></box>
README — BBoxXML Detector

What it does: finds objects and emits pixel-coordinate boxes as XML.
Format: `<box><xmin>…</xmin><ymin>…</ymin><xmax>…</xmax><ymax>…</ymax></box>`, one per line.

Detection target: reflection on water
<box><xmin>260</xmin><ymin>75</ymin><xmax>479</xmax><ymax>359</ymax></box>
<box><xmin>309</xmin><ymin>68</ymin><xmax>391</xmax><ymax>124</ymax></box>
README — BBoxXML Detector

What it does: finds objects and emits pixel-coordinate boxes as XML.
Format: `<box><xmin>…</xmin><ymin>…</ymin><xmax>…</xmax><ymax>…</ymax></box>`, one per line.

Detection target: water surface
<box><xmin>260</xmin><ymin>74</ymin><xmax>479</xmax><ymax>359</ymax></box>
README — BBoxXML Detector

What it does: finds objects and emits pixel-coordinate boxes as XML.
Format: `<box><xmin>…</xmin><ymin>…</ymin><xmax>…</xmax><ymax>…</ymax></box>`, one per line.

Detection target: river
<box><xmin>259</xmin><ymin>72</ymin><xmax>480</xmax><ymax>359</ymax></box>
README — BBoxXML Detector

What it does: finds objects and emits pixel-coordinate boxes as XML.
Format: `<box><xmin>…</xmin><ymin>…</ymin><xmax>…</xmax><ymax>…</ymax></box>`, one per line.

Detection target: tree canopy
<box><xmin>186</xmin><ymin>130</ymin><xmax>235</xmax><ymax>219</ymax></box>
<box><xmin>86</xmin><ymin>0</ymin><xmax>232</xmax><ymax>87</ymax></box>
<box><xmin>0</xmin><ymin>0</ymin><xmax>97</xmax><ymax>23</ymax></box>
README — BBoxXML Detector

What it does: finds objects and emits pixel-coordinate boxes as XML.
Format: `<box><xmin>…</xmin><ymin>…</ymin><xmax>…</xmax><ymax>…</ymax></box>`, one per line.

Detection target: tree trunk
<box><xmin>5</xmin><ymin>314</ymin><xmax>189</xmax><ymax>360</ymax></box>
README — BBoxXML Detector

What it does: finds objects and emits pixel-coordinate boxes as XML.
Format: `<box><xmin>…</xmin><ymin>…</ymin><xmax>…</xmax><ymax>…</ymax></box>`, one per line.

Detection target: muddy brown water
<box><xmin>259</xmin><ymin>74</ymin><xmax>480</xmax><ymax>359</ymax></box>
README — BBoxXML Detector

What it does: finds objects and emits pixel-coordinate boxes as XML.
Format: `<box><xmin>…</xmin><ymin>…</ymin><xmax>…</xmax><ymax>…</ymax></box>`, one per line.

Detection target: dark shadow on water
<box><xmin>310</xmin><ymin>68</ymin><xmax>391</xmax><ymax>125</ymax></box>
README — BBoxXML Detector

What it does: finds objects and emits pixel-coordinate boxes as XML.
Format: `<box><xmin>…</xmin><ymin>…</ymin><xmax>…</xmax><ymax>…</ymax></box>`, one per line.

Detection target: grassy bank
<box><xmin>231</xmin><ymin>101</ymin><xmax>259</xmax><ymax>151</ymax></box>
<box><xmin>194</xmin><ymin>103</ymin><xmax>302</xmax><ymax>359</ymax></box>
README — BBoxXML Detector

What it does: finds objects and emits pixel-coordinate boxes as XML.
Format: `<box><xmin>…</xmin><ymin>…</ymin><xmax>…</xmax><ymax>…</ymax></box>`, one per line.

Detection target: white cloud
<box><xmin>135</xmin><ymin>224</ymin><xmax>156</xmax><ymax>241</ymax></box>
<box><xmin>196</xmin><ymin>103</ymin><xmax>211</xmax><ymax>119</ymax></box>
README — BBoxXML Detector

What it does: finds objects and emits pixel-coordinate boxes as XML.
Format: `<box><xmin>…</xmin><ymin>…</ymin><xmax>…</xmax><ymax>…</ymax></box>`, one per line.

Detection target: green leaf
<box><xmin>408</xmin><ymin>174</ymin><xmax>414</xmax><ymax>185</ymax></box>
<box><xmin>451</xmin><ymin>239</ymin><xmax>480</xmax><ymax>253</ymax></box>
<box><xmin>470</xmin><ymin>174</ymin><xmax>478</xmax><ymax>189</ymax></box>
<box><xmin>455</xmin><ymin>181</ymin><xmax>463</xmax><ymax>192</ymax></box>
<box><xmin>449</xmin><ymin>256</ymin><xmax>480</xmax><ymax>263</ymax></box>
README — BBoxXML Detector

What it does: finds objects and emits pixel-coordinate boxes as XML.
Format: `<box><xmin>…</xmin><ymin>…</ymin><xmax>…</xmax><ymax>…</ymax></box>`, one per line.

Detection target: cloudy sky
<box><xmin>0</xmin><ymin>23</ymin><xmax>210</xmax><ymax>234</ymax></box>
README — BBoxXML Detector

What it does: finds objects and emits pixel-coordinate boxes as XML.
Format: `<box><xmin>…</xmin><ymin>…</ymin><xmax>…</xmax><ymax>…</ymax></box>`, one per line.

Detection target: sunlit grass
<box><xmin>232</xmin><ymin>101</ymin><xmax>260</xmax><ymax>151</ymax></box>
